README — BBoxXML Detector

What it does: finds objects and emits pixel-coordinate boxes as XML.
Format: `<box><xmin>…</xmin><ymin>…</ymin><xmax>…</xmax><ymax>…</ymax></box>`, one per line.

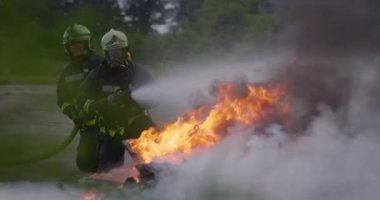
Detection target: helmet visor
<box><xmin>106</xmin><ymin>49</ymin><xmax>126</xmax><ymax>67</ymax></box>
<box><xmin>108</xmin><ymin>49</ymin><xmax>124</xmax><ymax>61</ymax></box>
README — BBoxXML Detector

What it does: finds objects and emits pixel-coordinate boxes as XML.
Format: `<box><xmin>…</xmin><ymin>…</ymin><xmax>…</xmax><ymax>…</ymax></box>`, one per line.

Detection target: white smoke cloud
<box><xmin>127</xmin><ymin>57</ymin><xmax>380</xmax><ymax>200</ymax></box>
<box><xmin>0</xmin><ymin>183</ymin><xmax>82</xmax><ymax>200</ymax></box>
<box><xmin>138</xmin><ymin>108</ymin><xmax>380</xmax><ymax>200</ymax></box>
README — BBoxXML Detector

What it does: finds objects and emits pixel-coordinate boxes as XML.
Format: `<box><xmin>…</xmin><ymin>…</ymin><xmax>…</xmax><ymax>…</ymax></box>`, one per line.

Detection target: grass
<box><xmin>0</xmin><ymin>76</ymin><xmax>59</xmax><ymax>84</ymax></box>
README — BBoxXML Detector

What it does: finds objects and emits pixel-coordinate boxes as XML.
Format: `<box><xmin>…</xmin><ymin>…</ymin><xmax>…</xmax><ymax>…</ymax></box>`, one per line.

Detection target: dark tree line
<box><xmin>0</xmin><ymin>0</ymin><xmax>278</xmax><ymax>82</ymax></box>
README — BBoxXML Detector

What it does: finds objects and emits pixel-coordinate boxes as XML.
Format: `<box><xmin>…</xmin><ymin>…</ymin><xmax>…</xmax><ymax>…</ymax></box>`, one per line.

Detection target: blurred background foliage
<box><xmin>0</xmin><ymin>0</ymin><xmax>276</xmax><ymax>83</ymax></box>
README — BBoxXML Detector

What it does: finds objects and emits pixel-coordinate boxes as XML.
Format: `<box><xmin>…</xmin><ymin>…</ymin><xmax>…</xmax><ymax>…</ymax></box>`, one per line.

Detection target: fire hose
<box><xmin>0</xmin><ymin>125</ymin><xmax>80</xmax><ymax>166</ymax></box>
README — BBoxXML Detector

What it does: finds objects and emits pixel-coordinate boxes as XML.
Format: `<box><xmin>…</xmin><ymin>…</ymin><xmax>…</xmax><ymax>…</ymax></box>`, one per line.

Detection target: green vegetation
<box><xmin>0</xmin><ymin>0</ymin><xmax>276</xmax><ymax>83</ymax></box>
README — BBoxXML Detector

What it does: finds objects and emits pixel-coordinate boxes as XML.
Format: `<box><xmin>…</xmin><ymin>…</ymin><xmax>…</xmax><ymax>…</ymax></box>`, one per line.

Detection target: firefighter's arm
<box><xmin>75</xmin><ymin>68</ymin><xmax>104</xmax><ymax>124</ymax></box>
<box><xmin>57</xmin><ymin>68</ymin><xmax>78</xmax><ymax>120</ymax></box>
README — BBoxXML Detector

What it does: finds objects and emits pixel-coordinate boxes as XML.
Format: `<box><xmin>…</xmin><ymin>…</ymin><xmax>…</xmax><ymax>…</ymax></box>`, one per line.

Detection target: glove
<box><xmin>86</xmin><ymin>100</ymin><xmax>106</xmax><ymax>115</ymax></box>
<box><xmin>63</xmin><ymin>105</ymin><xmax>79</xmax><ymax>121</ymax></box>
<box><xmin>72</xmin><ymin>113</ymin><xmax>86</xmax><ymax>124</ymax></box>
<box><xmin>63</xmin><ymin>105</ymin><xmax>87</xmax><ymax>124</ymax></box>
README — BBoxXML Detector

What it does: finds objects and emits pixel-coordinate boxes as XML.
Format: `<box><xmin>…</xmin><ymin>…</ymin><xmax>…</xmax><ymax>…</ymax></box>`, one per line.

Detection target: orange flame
<box><xmin>129</xmin><ymin>82</ymin><xmax>290</xmax><ymax>164</ymax></box>
<box><xmin>81</xmin><ymin>191</ymin><xmax>98</xmax><ymax>200</ymax></box>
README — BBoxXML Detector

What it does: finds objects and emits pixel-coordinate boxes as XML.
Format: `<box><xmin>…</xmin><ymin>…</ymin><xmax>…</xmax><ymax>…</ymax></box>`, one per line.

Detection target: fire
<box><xmin>129</xmin><ymin>81</ymin><xmax>290</xmax><ymax>164</ymax></box>
<box><xmin>81</xmin><ymin>191</ymin><xmax>98</xmax><ymax>200</ymax></box>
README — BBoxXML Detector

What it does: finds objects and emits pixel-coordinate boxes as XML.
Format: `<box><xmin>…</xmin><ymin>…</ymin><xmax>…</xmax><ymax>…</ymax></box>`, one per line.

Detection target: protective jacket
<box><xmin>56</xmin><ymin>51</ymin><xmax>102</xmax><ymax>124</ymax></box>
<box><xmin>78</xmin><ymin>60</ymin><xmax>154</xmax><ymax>139</ymax></box>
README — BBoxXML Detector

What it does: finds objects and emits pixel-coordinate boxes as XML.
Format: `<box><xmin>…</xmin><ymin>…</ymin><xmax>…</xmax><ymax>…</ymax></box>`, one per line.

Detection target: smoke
<box><xmin>126</xmin><ymin>1</ymin><xmax>380</xmax><ymax>200</ymax></box>
<box><xmin>0</xmin><ymin>183</ymin><xmax>82</xmax><ymax>200</ymax></box>
<box><xmin>269</xmin><ymin>0</ymin><xmax>380</xmax><ymax>131</ymax></box>
<box><xmin>127</xmin><ymin>50</ymin><xmax>380</xmax><ymax>200</ymax></box>
<box><xmin>274</xmin><ymin>0</ymin><xmax>380</xmax><ymax>57</ymax></box>
<box><xmin>130</xmin><ymin>66</ymin><xmax>380</xmax><ymax>199</ymax></box>
<box><xmin>133</xmin><ymin>0</ymin><xmax>380</xmax><ymax>131</ymax></box>
<box><xmin>143</xmin><ymin>106</ymin><xmax>380</xmax><ymax>200</ymax></box>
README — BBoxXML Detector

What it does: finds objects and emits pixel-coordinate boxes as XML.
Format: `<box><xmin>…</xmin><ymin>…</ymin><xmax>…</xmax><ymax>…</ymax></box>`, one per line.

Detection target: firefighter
<box><xmin>57</xmin><ymin>24</ymin><xmax>103</xmax><ymax>172</ymax></box>
<box><xmin>78</xmin><ymin>29</ymin><xmax>154</xmax><ymax>172</ymax></box>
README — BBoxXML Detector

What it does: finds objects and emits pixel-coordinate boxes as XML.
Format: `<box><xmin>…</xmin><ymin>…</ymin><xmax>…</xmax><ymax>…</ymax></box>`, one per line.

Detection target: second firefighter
<box><xmin>78</xmin><ymin>29</ymin><xmax>154</xmax><ymax>172</ymax></box>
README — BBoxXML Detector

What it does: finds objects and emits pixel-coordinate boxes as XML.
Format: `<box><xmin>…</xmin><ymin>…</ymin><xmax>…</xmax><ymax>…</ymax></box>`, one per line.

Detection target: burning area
<box><xmin>129</xmin><ymin>81</ymin><xmax>291</xmax><ymax>164</ymax></box>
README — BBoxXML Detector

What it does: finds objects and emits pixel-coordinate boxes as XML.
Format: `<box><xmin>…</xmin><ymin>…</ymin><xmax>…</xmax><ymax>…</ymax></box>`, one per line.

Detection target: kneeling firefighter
<box><xmin>78</xmin><ymin>29</ymin><xmax>155</xmax><ymax>172</ymax></box>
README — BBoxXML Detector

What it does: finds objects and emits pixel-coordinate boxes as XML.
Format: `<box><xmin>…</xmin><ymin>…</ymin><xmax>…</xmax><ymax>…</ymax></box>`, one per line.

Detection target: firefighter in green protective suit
<box><xmin>78</xmin><ymin>29</ymin><xmax>154</xmax><ymax>172</ymax></box>
<box><xmin>57</xmin><ymin>24</ymin><xmax>103</xmax><ymax>172</ymax></box>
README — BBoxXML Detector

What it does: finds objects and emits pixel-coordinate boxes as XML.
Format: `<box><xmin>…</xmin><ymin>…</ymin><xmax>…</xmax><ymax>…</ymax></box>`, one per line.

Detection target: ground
<box><xmin>0</xmin><ymin>84</ymin><xmax>82</xmax><ymax>182</ymax></box>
